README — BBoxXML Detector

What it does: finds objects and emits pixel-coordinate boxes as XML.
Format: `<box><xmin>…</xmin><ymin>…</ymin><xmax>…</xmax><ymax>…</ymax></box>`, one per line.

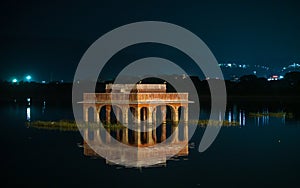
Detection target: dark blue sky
<box><xmin>1</xmin><ymin>0</ymin><xmax>300</xmax><ymax>82</ymax></box>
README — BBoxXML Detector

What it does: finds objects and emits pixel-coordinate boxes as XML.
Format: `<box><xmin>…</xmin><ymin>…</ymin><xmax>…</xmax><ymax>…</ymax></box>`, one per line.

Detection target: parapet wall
<box><xmin>105</xmin><ymin>84</ymin><xmax>166</xmax><ymax>93</ymax></box>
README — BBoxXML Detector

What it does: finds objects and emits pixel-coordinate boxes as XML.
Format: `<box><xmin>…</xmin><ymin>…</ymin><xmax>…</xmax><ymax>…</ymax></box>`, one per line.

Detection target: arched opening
<box><xmin>166</xmin><ymin>105</ymin><xmax>174</xmax><ymax>121</ymax></box>
<box><xmin>128</xmin><ymin>107</ymin><xmax>136</xmax><ymax>124</ymax></box>
<box><xmin>111</xmin><ymin>105</ymin><xmax>122</xmax><ymax>124</ymax></box>
<box><xmin>153</xmin><ymin>105</ymin><xmax>175</xmax><ymax>124</ymax></box>
<box><xmin>88</xmin><ymin>107</ymin><xmax>95</xmax><ymax>122</ymax></box>
<box><xmin>153</xmin><ymin>105</ymin><xmax>176</xmax><ymax>143</ymax></box>
<box><xmin>99</xmin><ymin>106</ymin><xmax>106</xmax><ymax>124</ymax></box>
<box><xmin>128</xmin><ymin>128</ymin><xmax>135</xmax><ymax>145</ymax></box>
<box><xmin>140</xmin><ymin>107</ymin><xmax>148</xmax><ymax>121</ymax></box>
<box><xmin>99</xmin><ymin>105</ymin><xmax>122</xmax><ymax>124</ymax></box>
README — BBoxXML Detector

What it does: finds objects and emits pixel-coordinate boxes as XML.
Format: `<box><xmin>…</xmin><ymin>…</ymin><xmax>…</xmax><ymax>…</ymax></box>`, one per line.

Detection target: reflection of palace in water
<box><xmin>80</xmin><ymin>84</ymin><xmax>192</xmax><ymax>167</ymax></box>
<box><xmin>81</xmin><ymin>123</ymin><xmax>189</xmax><ymax>167</ymax></box>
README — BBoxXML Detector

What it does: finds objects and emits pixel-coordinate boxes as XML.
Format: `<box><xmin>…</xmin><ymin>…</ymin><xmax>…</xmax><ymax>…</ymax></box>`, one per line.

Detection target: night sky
<box><xmin>1</xmin><ymin>0</ymin><xmax>300</xmax><ymax>82</ymax></box>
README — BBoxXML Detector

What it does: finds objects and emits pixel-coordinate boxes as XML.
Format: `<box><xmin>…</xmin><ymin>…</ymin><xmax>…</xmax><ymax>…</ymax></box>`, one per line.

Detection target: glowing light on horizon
<box><xmin>26</xmin><ymin>107</ymin><xmax>31</xmax><ymax>121</ymax></box>
<box><xmin>12</xmin><ymin>78</ymin><xmax>18</xmax><ymax>83</ymax></box>
<box><xmin>26</xmin><ymin>75</ymin><xmax>32</xmax><ymax>81</ymax></box>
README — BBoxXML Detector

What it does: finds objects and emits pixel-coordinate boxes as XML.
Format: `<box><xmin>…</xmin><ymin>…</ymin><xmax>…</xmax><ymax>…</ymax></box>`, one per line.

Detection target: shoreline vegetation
<box><xmin>26</xmin><ymin>111</ymin><xmax>292</xmax><ymax>131</ymax></box>
<box><xmin>1</xmin><ymin>72</ymin><xmax>300</xmax><ymax>104</ymax></box>
<box><xmin>249</xmin><ymin>112</ymin><xmax>293</xmax><ymax>118</ymax></box>
<box><xmin>26</xmin><ymin>120</ymin><xmax>240</xmax><ymax>131</ymax></box>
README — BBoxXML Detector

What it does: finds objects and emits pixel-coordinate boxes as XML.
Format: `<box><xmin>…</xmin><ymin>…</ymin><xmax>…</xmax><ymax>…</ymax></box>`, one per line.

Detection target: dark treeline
<box><xmin>1</xmin><ymin>72</ymin><xmax>300</xmax><ymax>104</ymax></box>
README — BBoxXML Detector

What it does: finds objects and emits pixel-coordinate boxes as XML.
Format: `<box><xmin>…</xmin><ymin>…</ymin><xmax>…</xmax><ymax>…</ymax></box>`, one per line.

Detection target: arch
<box><xmin>153</xmin><ymin>104</ymin><xmax>176</xmax><ymax>124</ymax></box>
<box><xmin>140</xmin><ymin>107</ymin><xmax>148</xmax><ymax>121</ymax></box>
<box><xmin>99</xmin><ymin>106</ymin><xmax>107</xmax><ymax>124</ymax></box>
<box><xmin>111</xmin><ymin>105</ymin><xmax>123</xmax><ymax>124</ymax></box>
<box><xmin>128</xmin><ymin>107</ymin><xmax>137</xmax><ymax>124</ymax></box>
<box><xmin>99</xmin><ymin>105</ymin><xmax>123</xmax><ymax>124</ymax></box>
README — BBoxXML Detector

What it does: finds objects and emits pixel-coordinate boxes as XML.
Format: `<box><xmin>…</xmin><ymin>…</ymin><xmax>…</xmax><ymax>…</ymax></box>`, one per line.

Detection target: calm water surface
<box><xmin>1</xmin><ymin>101</ymin><xmax>300</xmax><ymax>187</ymax></box>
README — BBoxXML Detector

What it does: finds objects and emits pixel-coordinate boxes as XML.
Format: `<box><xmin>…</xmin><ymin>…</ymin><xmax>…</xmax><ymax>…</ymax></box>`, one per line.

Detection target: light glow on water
<box><xmin>26</xmin><ymin>107</ymin><xmax>31</xmax><ymax>121</ymax></box>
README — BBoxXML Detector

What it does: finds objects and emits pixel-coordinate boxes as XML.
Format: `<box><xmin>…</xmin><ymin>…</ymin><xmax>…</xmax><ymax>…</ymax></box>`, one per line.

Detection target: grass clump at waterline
<box><xmin>26</xmin><ymin>120</ymin><xmax>78</xmax><ymax>131</ymax></box>
<box><xmin>26</xmin><ymin>120</ymin><xmax>126</xmax><ymax>131</ymax></box>
<box><xmin>249</xmin><ymin>112</ymin><xmax>293</xmax><ymax>118</ymax></box>
<box><xmin>189</xmin><ymin>119</ymin><xmax>240</xmax><ymax>127</ymax></box>
<box><xmin>26</xmin><ymin>119</ymin><xmax>241</xmax><ymax>131</ymax></box>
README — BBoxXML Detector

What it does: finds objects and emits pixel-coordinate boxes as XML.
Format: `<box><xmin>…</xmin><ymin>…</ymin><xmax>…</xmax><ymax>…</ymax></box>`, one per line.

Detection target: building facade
<box><xmin>81</xmin><ymin>84</ymin><xmax>191</xmax><ymax>124</ymax></box>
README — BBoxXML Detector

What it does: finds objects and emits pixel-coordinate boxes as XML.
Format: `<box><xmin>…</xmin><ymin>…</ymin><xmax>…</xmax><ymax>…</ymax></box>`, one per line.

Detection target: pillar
<box><xmin>84</xmin><ymin>128</ymin><xmax>89</xmax><ymax>140</ymax></box>
<box><xmin>171</xmin><ymin>125</ymin><xmax>179</xmax><ymax>143</ymax></box>
<box><xmin>83</xmin><ymin>105</ymin><xmax>88</xmax><ymax>122</ymax></box>
<box><xmin>94</xmin><ymin>107</ymin><xmax>100</xmax><ymax>123</ymax></box>
<box><xmin>122</xmin><ymin>108</ymin><xmax>128</xmax><ymax>124</ymax></box>
<box><xmin>94</xmin><ymin>128</ymin><xmax>102</xmax><ymax>144</ymax></box>
<box><xmin>134</xmin><ymin>126</ymin><xmax>141</xmax><ymax>146</ymax></box>
<box><xmin>161</xmin><ymin>123</ymin><xmax>166</xmax><ymax>142</ymax></box>
<box><xmin>161</xmin><ymin>105</ymin><xmax>166</xmax><ymax>124</ymax></box>
<box><xmin>184</xmin><ymin>122</ymin><xmax>188</xmax><ymax>141</ymax></box>
<box><xmin>153</xmin><ymin>125</ymin><xmax>157</xmax><ymax>142</ymax></box>
<box><xmin>152</xmin><ymin>108</ymin><xmax>156</xmax><ymax>124</ymax></box>
<box><xmin>147</xmin><ymin>124</ymin><xmax>154</xmax><ymax>145</ymax></box>
<box><xmin>136</xmin><ymin>107</ymin><xmax>141</xmax><ymax>123</ymax></box>
<box><xmin>122</xmin><ymin>127</ymin><xmax>128</xmax><ymax>144</ymax></box>
<box><xmin>143</xmin><ymin>122</ymin><xmax>146</xmax><ymax>144</ymax></box>
<box><xmin>173</xmin><ymin>106</ymin><xmax>179</xmax><ymax>122</ymax></box>
<box><xmin>183</xmin><ymin>106</ymin><xmax>188</xmax><ymax>122</ymax></box>
<box><xmin>142</xmin><ymin>107</ymin><xmax>147</xmax><ymax>121</ymax></box>
<box><xmin>148</xmin><ymin>107</ymin><xmax>153</xmax><ymax>124</ymax></box>
<box><xmin>106</xmin><ymin>105</ymin><xmax>111</xmax><ymax>124</ymax></box>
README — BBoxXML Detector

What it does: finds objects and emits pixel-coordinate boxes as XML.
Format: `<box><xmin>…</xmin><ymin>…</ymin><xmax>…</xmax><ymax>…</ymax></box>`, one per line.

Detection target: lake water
<box><xmin>1</xmin><ymin>101</ymin><xmax>300</xmax><ymax>187</ymax></box>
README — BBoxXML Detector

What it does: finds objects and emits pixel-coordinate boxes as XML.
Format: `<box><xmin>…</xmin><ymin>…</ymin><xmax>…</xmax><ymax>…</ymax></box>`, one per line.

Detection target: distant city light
<box><xmin>26</xmin><ymin>107</ymin><xmax>31</xmax><ymax>121</ymax></box>
<box><xmin>12</xmin><ymin>78</ymin><xmax>18</xmax><ymax>83</ymax></box>
<box><xmin>26</xmin><ymin>75</ymin><xmax>32</xmax><ymax>81</ymax></box>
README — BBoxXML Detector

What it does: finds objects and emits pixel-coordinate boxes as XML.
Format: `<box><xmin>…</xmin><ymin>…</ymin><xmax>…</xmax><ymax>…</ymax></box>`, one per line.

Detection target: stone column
<box><xmin>83</xmin><ymin>104</ymin><xmax>88</xmax><ymax>122</ymax></box>
<box><xmin>161</xmin><ymin>105</ymin><xmax>166</xmax><ymax>124</ymax></box>
<box><xmin>161</xmin><ymin>123</ymin><xmax>166</xmax><ymax>142</ymax></box>
<box><xmin>136</xmin><ymin>107</ymin><xmax>141</xmax><ymax>123</ymax></box>
<box><xmin>173</xmin><ymin>106</ymin><xmax>179</xmax><ymax>122</ymax></box>
<box><xmin>171</xmin><ymin>125</ymin><xmax>179</xmax><ymax>143</ymax></box>
<box><xmin>106</xmin><ymin>105</ymin><xmax>111</xmax><ymax>124</ymax></box>
<box><xmin>122</xmin><ymin>107</ymin><xmax>128</xmax><ymax>124</ymax></box>
<box><xmin>153</xmin><ymin>125</ymin><xmax>157</xmax><ymax>142</ymax></box>
<box><xmin>184</xmin><ymin>122</ymin><xmax>188</xmax><ymax>141</ymax></box>
<box><xmin>152</xmin><ymin>108</ymin><xmax>156</xmax><ymax>124</ymax></box>
<box><xmin>84</xmin><ymin>128</ymin><xmax>89</xmax><ymax>140</ymax></box>
<box><xmin>148</xmin><ymin>107</ymin><xmax>153</xmax><ymax>124</ymax></box>
<box><xmin>134</xmin><ymin>126</ymin><xmax>141</xmax><ymax>146</ymax></box>
<box><xmin>94</xmin><ymin>128</ymin><xmax>102</xmax><ymax>144</ymax></box>
<box><xmin>142</xmin><ymin>107</ymin><xmax>147</xmax><ymax>121</ymax></box>
<box><xmin>122</xmin><ymin>127</ymin><xmax>128</xmax><ymax>144</ymax></box>
<box><xmin>94</xmin><ymin>107</ymin><xmax>100</xmax><ymax>123</ymax></box>
<box><xmin>147</xmin><ymin>124</ymin><xmax>154</xmax><ymax>145</ymax></box>
<box><xmin>184</xmin><ymin>106</ymin><xmax>188</xmax><ymax>122</ymax></box>
<box><xmin>143</xmin><ymin>122</ymin><xmax>146</xmax><ymax>144</ymax></box>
